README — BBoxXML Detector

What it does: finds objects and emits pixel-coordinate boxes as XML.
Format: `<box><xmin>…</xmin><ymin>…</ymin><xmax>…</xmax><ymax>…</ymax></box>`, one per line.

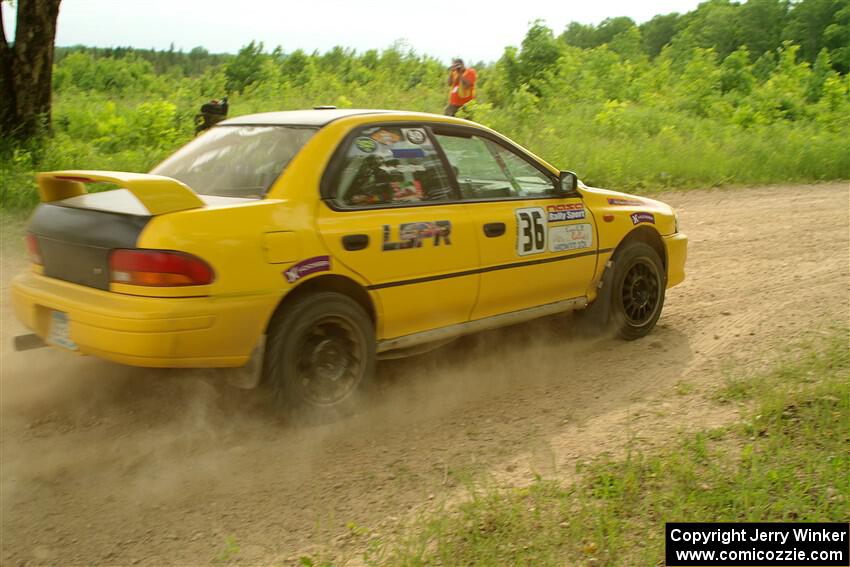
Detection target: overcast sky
<box><xmin>3</xmin><ymin>0</ymin><xmax>704</xmax><ymax>63</ymax></box>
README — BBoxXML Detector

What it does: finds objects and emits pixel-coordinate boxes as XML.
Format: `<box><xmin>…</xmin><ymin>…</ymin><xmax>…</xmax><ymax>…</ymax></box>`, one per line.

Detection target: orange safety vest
<box><xmin>449</xmin><ymin>68</ymin><xmax>477</xmax><ymax>106</ymax></box>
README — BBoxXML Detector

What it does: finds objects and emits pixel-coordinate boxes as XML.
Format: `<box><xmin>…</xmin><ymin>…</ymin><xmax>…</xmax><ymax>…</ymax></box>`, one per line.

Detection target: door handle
<box><xmin>483</xmin><ymin>222</ymin><xmax>506</xmax><ymax>237</ymax></box>
<box><xmin>342</xmin><ymin>234</ymin><xmax>369</xmax><ymax>251</ymax></box>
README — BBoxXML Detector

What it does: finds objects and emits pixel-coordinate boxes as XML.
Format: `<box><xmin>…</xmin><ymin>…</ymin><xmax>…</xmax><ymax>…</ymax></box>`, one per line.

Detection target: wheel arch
<box><xmin>265</xmin><ymin>274</ymin><xmax>377</xmax><ymax>334</ymax></box>
<box><xmin>612</xmin><ymin>225</ymin><xmax>666</xmax><ymax>270</ymax></box>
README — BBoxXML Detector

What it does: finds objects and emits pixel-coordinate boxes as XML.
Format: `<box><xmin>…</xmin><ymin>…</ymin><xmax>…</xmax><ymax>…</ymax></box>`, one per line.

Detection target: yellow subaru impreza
<box><xmin>12</xmin><ymin>108</ymin><xmax>687</xmax><ymax>415</ymax></box>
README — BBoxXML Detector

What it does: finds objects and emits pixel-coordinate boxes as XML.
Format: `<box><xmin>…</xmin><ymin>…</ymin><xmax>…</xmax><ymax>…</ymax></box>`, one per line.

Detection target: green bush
<box><xmin>2</xmin><ymin>25</ymin><xmax>848</xmax><ymax>211</ymax></box>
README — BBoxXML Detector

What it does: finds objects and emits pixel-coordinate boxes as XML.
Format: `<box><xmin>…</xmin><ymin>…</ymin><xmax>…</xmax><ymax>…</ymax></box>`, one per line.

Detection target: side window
<box><xmin>435</xmin><ymin>134</ymin><xmax>515</xmax><ymax>199</ymax></box>
<box><xmin>435</xmin><ymin>133</ymin><xmax>555</xmax><ymax>199</ymax></box>
<box><xmin>491</xmin><ymin>144</ymin><xmax>556</xmax><ymax>198</ymax></box>
<box><xmin>334</xmin><ymin>126</ymin><xmax>453</xmax><ymax>207</ymax></box>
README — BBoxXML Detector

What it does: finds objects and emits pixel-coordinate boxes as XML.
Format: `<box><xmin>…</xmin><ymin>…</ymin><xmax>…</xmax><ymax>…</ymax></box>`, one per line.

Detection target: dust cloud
<box><xmin>1</xmin><ymin>182</ymin><xmax>848</xmax><ymax>565</ymax></box>
<box><xmin>0</xmin><ymin>213</ymin><xmax>626</xmax><ymax>565</ymax></box>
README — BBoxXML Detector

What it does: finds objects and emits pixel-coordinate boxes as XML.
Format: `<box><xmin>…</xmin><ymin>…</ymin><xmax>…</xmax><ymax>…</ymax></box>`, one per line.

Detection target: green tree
<box><xmin>583</xmin><ymin>45</ymin><xmax>633</xmax><ymax>101</ymax></box>
<box><xmin>813</xmin><ymin>72</ymin><xmax>850</xmax><ymax>131</ymax></box>
<box><xmin>225</xmin><ymin>41</ymin><xmax>266</xmax><ymax>93</ymax></box>
<box><xmin>822</xmin><ymin>1</ymin><xmax>850</xmax><ymax>72</ymax></box>
<box><xmin>53</xmin><ymin>51</ymin><xmax>155</xmax><ymax>93</ymax></box>
<box><xmin>609</xmin><ymin>26</ymin><xmax>645</xmax><ymax>61</ymax></box>
<box><xmin>517</xmin><ymin>21</ymin><xmax>562</xmax><ymax>95</ymax></box>
<box><xmin>640</xmin><ymin>13</ymin><xmax>683</xmax><ymax>58</ymax></box>
<box><xmin>784</xmin><ymin>0</ymin><xmax>850</xmax><ymax>71</ymax></box>
<box><xmin>482</xmin><ymin>46</ymin><xmax>520</xmax><ymax>106</ymax></box>
<box><xmin>281</xmin><ymin>49</ymin><xmax>315</xmax><ymax>87</ymax></box>
<box><xmin>674</xmin><ymin>48</ymin><xmax>722</xmax><ymax>116</ymax></box>
<box><xmin>753</xmin><ymin>52</ymin><xmax>781</xmax><ymax>85</ymax></box>
<box><xmin>806</xmin><ymin>47</ymin><xmax>836</xmax><ymax>100</ymax></box>
<box><xmin>593</xmin><ymin>17</ymin><xmax>638</xmax><ymax>45</ymax></box>
<box><xmin>560</xmin><ymin>17</ymin><xmax>637</xmax><ymax>50</ymax></box>
<box><xmin>721</xmin><ymin>47</ymin><xmax>757</xmax><ymax>94</ymax></box>
<box><xmin>560</xmin><ymin>22</ymin><xmax>598</xmax><ymax>49</ymax></box>
<box><xmin>752</xmin><ymin>43</ymin><xmax>812</xmax><ymax>120</ymax></box>
<box><xmin>738</xmin><ymin>0</ymin><xmax>790</xmax><ymax>59</ymax></box>
<box><xmin>676</xmin><ymin>0</ymin><xmax>743</xmax><ymax>59</ymax></box>
<box><xmin>1</xmin><ymin>0</ymin><xmax>63</xmax><ymax>140</ymax></box>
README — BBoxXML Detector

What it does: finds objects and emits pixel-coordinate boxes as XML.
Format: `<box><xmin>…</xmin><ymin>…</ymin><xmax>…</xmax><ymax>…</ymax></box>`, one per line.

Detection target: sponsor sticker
<box><xmin>355</xmin><ymin>137</ymin><xmax>377</xmax><ymax>153</ymax></box>
<box><xmin>549</xmin><ymin>223</ymin><xmax>593</xmax><ymax>252</ymax></box>
<box><xmin>371</xmin><ymin>129</ymin><xmax>401</xmax><ymax>145</ymax></box>
<box><xmin>546</xmin><ymin>203</ymin><xmax>586</xmax><ymax>222</ymax></box>
<box><xmin>404</xmin><ymin>128</ymin><xmax>427</xmax><ymax>144</ymax></box>
<box><xmin>284</xmin><ymin>256</ymin><xmax>331</xmax><ymax>283</ymax></box>
<box><xmin>379</xmin><ymin>164</ymin><xmax>426</xmax><ymax>174</ymax></box>
<box><xmin>383</xmin><ymin>220</ymin><xmax>452</xmax><ymax>250</ymax></box>
<box><xmin>630</xmin><ymin>212</ymin><xmax>655</xmax><ymax>225</ymax></box>
<box><xmin>608</xmin><ymin>197</ymin><xmax>644</xmax><ymax>206</ymax></box>
<box><xmin>391</xmin><ymin>148</ymin><xmax>426</xmax><ymax>159</ymax></box>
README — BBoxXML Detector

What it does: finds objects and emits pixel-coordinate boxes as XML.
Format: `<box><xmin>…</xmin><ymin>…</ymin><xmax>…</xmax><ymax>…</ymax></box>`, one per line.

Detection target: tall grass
<box><xmin>2</xmin><ymin>40</ymin><xmax>848</xmax><ymax>211</ymax></box>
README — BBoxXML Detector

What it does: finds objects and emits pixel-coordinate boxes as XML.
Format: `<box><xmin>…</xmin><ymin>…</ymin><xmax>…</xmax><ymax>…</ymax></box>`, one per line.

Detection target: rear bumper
<box><xmin>663</xmin><ymin>232</ymin><xmax>688</xmax><ymax>288</ymax></box>
<box><xmin>11</xmin><ymin>271</ymin><xmax>280</xmax><ymax>368</ymax></box>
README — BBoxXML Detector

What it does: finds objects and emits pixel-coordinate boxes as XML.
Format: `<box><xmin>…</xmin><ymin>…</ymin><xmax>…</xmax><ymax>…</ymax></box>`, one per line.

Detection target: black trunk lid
<box><xmin>29</xmin><ymin>204</ymin><xmax>149</xmax><ymax>290</ymax></box>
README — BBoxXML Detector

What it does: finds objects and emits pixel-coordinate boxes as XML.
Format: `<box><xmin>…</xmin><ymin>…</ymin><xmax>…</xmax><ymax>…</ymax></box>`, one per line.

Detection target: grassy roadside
<box><xmin>1</xmin><ymin>211</ymin><xmax>29</xmax><ymax>260</ymax></box>
<box><xmin>329</xmin><ymin>326</ymin><xmax>849</xmax><ymax>566</ymax></box>
<box><xmin>2</xmin><ymin>122</ymin><xmax>848</xmax><ymax>212</ymax></box>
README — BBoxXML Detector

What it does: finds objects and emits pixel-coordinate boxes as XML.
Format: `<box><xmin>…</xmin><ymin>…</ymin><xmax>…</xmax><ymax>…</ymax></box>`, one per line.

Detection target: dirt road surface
<box><xmin>2</xmin><ymin>183</ymin><xmax>848</xmax><ymax>566</ymax></box>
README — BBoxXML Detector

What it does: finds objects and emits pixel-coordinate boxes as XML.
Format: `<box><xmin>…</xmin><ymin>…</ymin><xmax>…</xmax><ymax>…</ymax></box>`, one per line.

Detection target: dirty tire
<box><xmin>263</xmin><ymin>292</ymin><xmax>375</xmax><ymax>421</ymax></box>
<box><xmin>610</xmin><ymin>242</ymin><xmax>666</xmax><ymax>340</ymax></box>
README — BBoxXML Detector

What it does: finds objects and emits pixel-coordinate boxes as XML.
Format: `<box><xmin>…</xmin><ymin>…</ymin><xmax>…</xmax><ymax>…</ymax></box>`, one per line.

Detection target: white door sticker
<box><xmin>549</xmin><ymin>223</ymin><xmax>593</xmax><ymax>252</ymax></box>
<box><xmin>515</xmin><ymin>207</ymin><xmax>547</xmax><ymax>256</ymax></box>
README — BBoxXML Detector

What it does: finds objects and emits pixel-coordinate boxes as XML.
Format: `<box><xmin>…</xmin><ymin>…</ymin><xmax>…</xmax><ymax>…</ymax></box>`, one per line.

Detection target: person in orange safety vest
<box><xmin>445</xmin><ymin>58</ymin><xmax>477</xmax><ymax>116</ymax></box>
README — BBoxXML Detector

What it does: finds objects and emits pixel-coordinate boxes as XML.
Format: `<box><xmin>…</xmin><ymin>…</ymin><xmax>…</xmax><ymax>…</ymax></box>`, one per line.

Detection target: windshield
<box><xmin>151</xmin><ymin>125</ymin><xmax>317</xmax><ymax>198</ymax></box>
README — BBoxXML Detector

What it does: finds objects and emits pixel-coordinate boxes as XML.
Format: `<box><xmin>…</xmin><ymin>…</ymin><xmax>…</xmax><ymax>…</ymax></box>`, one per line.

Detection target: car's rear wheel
<box><xmin>610</xmin><ymin>242</ymin><xmax>666</xmax><ymax>340</ymax></box>
<box><xmin>263</xmin><ymin>292</ymin><xmax>375</xmax><ymax>420</ymax></box>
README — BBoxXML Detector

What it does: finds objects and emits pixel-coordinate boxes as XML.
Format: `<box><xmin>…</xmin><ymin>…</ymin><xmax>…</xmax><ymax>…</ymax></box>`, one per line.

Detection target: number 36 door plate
<box><xmin>515</xmin><ymin>207</ymin><xmax>547</xmax><ymax>256</ymax></box>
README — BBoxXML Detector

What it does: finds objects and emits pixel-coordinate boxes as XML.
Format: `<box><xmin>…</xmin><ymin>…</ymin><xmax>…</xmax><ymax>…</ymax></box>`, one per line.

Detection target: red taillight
<box><xmin>109</xmin><ymin>249</ymin><xmax>214</xmax><ymax>287</ymax></box>
<box><xmin>25</xmin><ymin>234</ymin><xmax>42</xmax><ymax>265</ymax></box>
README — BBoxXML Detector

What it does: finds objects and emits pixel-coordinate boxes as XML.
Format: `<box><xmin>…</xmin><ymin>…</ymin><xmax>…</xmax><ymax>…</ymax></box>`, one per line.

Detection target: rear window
<box><xmin>151</xmin><ymin>126</ymin><xmax>316</xmax><ymax>198</ymax></box>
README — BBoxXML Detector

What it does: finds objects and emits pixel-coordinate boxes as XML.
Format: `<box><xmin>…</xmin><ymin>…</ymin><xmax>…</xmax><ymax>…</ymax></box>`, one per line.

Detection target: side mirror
<box><xmin>558</xmin><ymin>171</ymin><xmax>578</xmax><ymax>195</ymax></box>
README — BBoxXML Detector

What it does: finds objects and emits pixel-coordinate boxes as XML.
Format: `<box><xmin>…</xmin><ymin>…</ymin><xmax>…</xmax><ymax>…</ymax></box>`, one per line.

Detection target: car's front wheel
<box><xmin>610</xmin><ymin>242</ymin><xmax>666</xmax><ymax>340</ymax></box>
<box><xmin>263</xmin><ymin>292</ymin><xmax>375</xmax><ymax>419</ymax></box>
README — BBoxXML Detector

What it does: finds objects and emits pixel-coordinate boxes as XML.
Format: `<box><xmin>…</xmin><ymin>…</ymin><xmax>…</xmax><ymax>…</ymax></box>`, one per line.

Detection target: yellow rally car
<box><xmin>12</xmin><ymin>109</ymin><xmax>687</xmax><ymax>415</ymax></box>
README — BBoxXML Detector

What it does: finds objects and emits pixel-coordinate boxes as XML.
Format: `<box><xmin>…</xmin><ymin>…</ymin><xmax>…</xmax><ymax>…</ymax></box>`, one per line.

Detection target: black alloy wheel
<box><xmin>610</xmin><ymin>242</ymin><xmax>666</xmax><ymax>340</ymax></box>
<box><xmin>295</xmin><ymin>313</ymin><xmax>365</xmax><ymax>407</ymax></box>
<box><xmin>264</xmin><ymin>292</ymin><xmax>375</xmax><ymax>420</ymax></box>
<box><xmin>620</xmin><ymin>259</ymin><xmax>662</xmax><ymax>327</ymax></box>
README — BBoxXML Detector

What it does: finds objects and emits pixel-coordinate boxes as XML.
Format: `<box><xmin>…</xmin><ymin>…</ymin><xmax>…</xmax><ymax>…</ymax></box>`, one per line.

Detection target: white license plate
<box><xmin>48</xmin><ymin>311</ymin><xmax>78</xmax><ymax>351</ymax></box>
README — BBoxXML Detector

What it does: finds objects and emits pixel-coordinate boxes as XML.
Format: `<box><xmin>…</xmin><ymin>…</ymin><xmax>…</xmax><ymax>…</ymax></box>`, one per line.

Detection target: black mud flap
<box><xmin>578</xmin><ymin>259</ymin><xmax>616</xmax><ymax>335</ymax></box>
<box><xmin>224</xmin><ymin>336</ymin><xmax>266</xmax><ymax>389</ymax></box>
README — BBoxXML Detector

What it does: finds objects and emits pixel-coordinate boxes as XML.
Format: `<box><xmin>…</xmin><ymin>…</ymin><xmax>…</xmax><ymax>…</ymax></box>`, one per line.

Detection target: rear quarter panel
<box><xmin>137</xmin><ymin>199</ymin><xmax>308</xmax><ymax>296</ymax></box>
<box><xmin>133</xmin><ymin>196</ymin><xmax>378</xmax><ymax>356</ymax></box>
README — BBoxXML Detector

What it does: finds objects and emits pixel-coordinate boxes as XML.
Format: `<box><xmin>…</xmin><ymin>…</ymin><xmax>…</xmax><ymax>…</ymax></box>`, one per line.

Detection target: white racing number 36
<box><xmin>515</xmin><ymin>207</ymin><xmax>547</xmax><ymax>256</ymax></box>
